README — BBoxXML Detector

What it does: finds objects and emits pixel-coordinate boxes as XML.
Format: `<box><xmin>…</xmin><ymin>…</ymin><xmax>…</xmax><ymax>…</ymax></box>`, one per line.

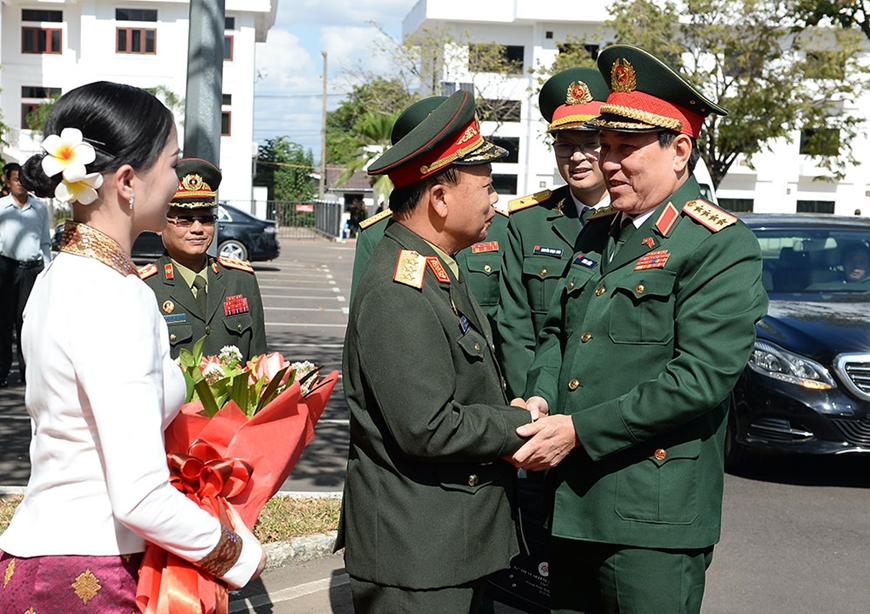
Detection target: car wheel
<box><xmin>724</xmin><ymin>396</ymin><xmax>751</xmax><ymax>471</ymax></box>
<box><xmin>218</xmin><ymin>239</ymin><xmax>248</xmax><ymax>261</ymax></box>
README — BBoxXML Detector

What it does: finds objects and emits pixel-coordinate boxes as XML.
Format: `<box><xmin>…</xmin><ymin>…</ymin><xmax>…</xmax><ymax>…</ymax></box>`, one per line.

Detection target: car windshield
<box><xmin>753</xmin><ymin>226</ymin><xmax>870</xmax><ymax>299</ymax></box>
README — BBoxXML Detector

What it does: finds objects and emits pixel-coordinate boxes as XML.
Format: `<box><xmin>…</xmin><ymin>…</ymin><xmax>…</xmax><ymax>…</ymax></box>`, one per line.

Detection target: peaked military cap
<box><xmin>539</xmin><ymin>67</ymin><xmax>609</xmax><ymax>132</ymax></box>
<box><xmin>586</xmin><ymin>44</ymin><xmax>727</xmax><ymax>138</ymax></box>
<box><xmin>171</xmin><ymin>158</ymin><xmax>221</xmax><ymax>209</ymax></box>
<box><xmin>368</xmin><ymin>90</ymin><xmax>508</xmax><ymax>188</ymax></box>
<box><xmin>391</xmin><ymin>96</ymin><xmax>447</xmax><ymax>145</ymax></box>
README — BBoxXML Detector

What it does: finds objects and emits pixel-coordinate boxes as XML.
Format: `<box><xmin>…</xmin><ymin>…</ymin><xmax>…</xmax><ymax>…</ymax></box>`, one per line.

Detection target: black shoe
<box><xmin>0</xmin><ymin>379</ymin><xmax>8</xmax><ymax>388</ymax></box>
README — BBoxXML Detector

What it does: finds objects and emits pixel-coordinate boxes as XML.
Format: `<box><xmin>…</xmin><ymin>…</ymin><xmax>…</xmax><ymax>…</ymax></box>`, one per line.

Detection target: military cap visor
<box><xmin>368</xmin><ymin>90</ymin><xmax>508</xmax><ymax>188</ymax></box>
<box><xmin>586</xmin><ymin>44</ymin><xmax>727</xmax><ymax>138</ymax></box>
<box><xmin>171</xmin><ymin>158</ymin><xmax>222</xmax><ymax>209</ymax></box>
<box><xmin>539</xmin><ymin>67</ymin><xmax>609</xmax><ymax>133</ymax></box>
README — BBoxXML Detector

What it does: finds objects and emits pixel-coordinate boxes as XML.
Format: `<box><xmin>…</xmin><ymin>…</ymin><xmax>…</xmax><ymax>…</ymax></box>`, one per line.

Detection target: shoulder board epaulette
<box><xmin>586</xmin><ymin>205</ymin><xmax>619</xmax><ymax>221</ymax></box>
<box><xmin>682</xmin><ymin>199</ymin><xmax>737</xmax><ymax>232</ymax></box>
<box><xmin>360</xmin><ymin>208</ymin><xmax>392</xmax><ymax>230</ymax></box>
<box><xmin>494</xmin><ymin>207</ymin><xmax>509</xmax><ymax>217</ymax></box>
<box><xmin>138</xmin><ymin>263</ymin><xmax>158</xmax><ymax>280</ymax></box>
<box><xmin>509</xmin><ymin>190</ymin><xmax>552</xmax><ymax>214</ymax></box>
<box><xmin>393</xmin><ymin>250</ymin><xmax>426</xmax><ymax>289</ymax></box>
<box><xmin>217</xmin><ymin>256</ymin><xmax>254</xmax><ymax>273</ymax></box>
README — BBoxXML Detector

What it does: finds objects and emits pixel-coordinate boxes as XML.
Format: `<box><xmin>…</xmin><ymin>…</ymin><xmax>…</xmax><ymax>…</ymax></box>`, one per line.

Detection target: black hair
<box><xmin>19</xmin><ymin>81</ymin><xmax>175</xmax><ymax>199</ymax></box>
<box><xmin>3</xmin><ymin>163</ymin><xmax>21</xmax><ymax>180</ymax></box>
<box><xmin>657</xmin><ymin>130</ymin><xmax>700</xmax><ymax>174</ymax></box>
<box><xmin>389</xmin><ymin>166</ymin><xmax>461</xmax><ymax>215</ymax></box>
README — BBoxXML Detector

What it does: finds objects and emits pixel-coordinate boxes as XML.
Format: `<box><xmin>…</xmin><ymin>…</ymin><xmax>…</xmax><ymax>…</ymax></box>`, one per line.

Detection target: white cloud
<box><xmin>276</xmin><ymin>0</ymin><xmax>418</xmax><ymax>28</ymax></box>
<box><xmin>255</xmin><ymin>30</ymin><xmax>317</xmax><ymax>93</ymax></box>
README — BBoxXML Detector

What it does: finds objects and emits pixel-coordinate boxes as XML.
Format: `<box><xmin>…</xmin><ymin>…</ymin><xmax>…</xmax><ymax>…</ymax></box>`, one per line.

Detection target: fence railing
<box><xmin>223</xmin><ymin>200</ymin><xmax>344</xmax><ymax>240</ymax></box>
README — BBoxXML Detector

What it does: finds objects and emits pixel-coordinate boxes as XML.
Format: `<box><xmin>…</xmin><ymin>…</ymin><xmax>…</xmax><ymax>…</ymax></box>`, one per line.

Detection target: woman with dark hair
<box><xmin>0</xmin><ymin>81</ymin><xmax>265</xmax><ymax>611</ymax></box>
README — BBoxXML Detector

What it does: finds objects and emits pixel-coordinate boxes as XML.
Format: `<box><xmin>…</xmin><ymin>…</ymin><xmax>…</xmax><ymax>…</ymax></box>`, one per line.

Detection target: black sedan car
<box><xmin>727</xmin><ymin>214</ymin><xmax>870</xmax><ymax>468</ymax></box>
<box><xmin>52</xmin><ymin>203</ymin><xmax>280</xmax><ymax>262</ymax></box>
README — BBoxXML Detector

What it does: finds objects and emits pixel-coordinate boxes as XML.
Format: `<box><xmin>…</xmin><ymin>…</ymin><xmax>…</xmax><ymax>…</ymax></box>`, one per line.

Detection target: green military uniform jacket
<box><xmin>351</xmin><ymin>208</ymin><xmax>510</xmax><ymax>333</ymax></box>
<box><xmin>527</xmin><ymin>176</ymin><xmax>768</xmax><ymax>550</ymax></box>
<box><xmin>338</xmin><ymin>221</ymin><xmax>532</xmax><ymax>589</ymax></box>
<box><xmin>141</xmin><ymin>253</ymin><xmax>267</xmax><ymax>361</ymax></box>
<box><xmin>497</xmin><ymin>185</ymin><xmax>603</xmax><ymax>398</ymax></box>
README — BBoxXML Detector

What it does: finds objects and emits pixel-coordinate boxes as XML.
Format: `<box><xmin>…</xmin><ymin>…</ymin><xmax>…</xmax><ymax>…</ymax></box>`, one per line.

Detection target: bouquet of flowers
<box><xmin>136</xmin><ymin>339</ymin><xmax>338</xmax><ymax>614</ymax></box>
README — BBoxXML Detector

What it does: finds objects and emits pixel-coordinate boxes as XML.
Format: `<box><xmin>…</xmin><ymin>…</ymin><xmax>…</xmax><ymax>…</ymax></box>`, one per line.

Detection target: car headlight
<box><xmin>749</xmin><ymin>340</ymin><xmax>836</xmax><ymax>389</ymax></box>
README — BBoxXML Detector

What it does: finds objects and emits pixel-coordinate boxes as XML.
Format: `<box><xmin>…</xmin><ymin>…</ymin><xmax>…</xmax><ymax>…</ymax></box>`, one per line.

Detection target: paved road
<box><xmin>2</xmin><ymin>236</ymin><xmax>869</xmax><ymax>612</ymax></box>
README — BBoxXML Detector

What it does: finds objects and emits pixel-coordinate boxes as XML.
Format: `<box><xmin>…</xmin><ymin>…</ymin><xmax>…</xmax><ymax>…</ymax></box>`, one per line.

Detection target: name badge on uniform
<box><xmin>459</xmin><ymin>315</ymin><xmax>470</xmax><ymax>333</ymax></box>
<box><xmin>164</xmin><ymin>314</ymin><xmax>187</xmax><ymax>324</ymax></box>
<box><xmin>533</xmin><ymin>245</ymin><xmax>563</xmax><ymax>258</ymax></box>
<box><xmin>573</xmin><ymin>254</ymin><xmax>598</xmax><ymax>269</ymax></box>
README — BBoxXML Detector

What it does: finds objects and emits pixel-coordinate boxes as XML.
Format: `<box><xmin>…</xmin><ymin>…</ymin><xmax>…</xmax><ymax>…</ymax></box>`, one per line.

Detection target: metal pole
<box><xmin>184</xmin><ymin>0</ymin><xmax>225</xmax><ymax>165</ymax></box>
<box><xmin>319</xmin><ymin>51</ymin><xmax>327</xmax><ymax>200</ymax></box>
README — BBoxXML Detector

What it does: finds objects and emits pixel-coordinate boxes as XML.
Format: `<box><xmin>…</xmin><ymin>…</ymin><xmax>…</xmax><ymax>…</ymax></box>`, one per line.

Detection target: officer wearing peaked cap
<box><xmin>140</xmin><ymin>158</ymin><xmax>267</xmax><ymax>361</ymax></box>
<box><xmin>337</xmin><ymin>90</ymin><xmax>536</xmax><ymax>613</ymax></box>
<box><xmin>512</xmin><ymin>46</ymin><xmax>768</xmax><ymax>614</ymax></box>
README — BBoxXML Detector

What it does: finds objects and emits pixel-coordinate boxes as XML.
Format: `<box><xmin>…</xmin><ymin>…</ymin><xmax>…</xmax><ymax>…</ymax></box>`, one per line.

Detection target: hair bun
<box><xmin>19</xmin><ymin>152</ymin><xmax>62</xmax><ymax>199</ymax></box>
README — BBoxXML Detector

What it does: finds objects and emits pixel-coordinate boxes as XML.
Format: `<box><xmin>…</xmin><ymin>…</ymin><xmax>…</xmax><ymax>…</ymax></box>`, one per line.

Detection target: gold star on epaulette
<box><xmin>682</xmin><ymin>199</ymin><xmax>737</xmax><ymax>232</ymax></box>
<box><xmin>393</xmin><ymin>250</ymin><xmax>426</xmax><ymax>289</ymax></box>
<box><xmin>217</xmin><ymin>256</ymin><xmax>254</xmax><ymax>273</ymax></box>
<box><xmin>360</xmin><ymin>208</ymin><xmax>392</xmax><ymax>229</ymax></box>
<box><xmin>587</xmin><ymin>205</ymin><xmax>619</xmax><ymax>220</ymax></box>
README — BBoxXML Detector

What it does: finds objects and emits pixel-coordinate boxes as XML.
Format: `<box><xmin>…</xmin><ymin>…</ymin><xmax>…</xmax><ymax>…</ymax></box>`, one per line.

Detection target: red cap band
<box><xmin>387</xmin><ymin>119</ymin><xmax>485</xmax><ymax>188</ymax></box>
<box><xmin>604</xmin><ymin>90</ymin><xmax>704</xmax><ymax>138</ymax></box>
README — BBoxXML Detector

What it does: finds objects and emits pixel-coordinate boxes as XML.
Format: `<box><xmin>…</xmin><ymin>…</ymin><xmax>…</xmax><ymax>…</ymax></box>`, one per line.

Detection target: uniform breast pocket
<box><xmin>608</xmin><ymin>270</ymin><xmax>676</xmax><ymax>345</ymax></box>
<box><xmin>457</xmin><ymin>328</ymin><xmax>488</xmax><ymax>363</ymax></box>
<box><xmin>464</xmin><ymin>257</ymin><xmax>501</xmax><ymax>306</ymax></box>
<box><xmin>223</xmin><ymin>313</ymin><xmax>253</xmax><ymax>336</ymax></box>
<box><xmin>614</xmin><ymin>439</ymin><xmax>701</xmax><ymax>525</ymax></box>
<box><xmin>523</xmin><ymin>255</ymin><xmax>568</xmax><ymax>314</ymax></box>
<box><xmin>166</xmin><ymin>322</ymin><xmax>193</xmax><ymax>347</ymax></box>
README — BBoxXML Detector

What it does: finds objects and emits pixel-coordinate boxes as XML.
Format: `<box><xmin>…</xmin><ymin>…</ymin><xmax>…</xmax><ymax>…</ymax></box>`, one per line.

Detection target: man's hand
<box><xmin>525</xmin><ymin>396</ymin><xmax>550</xmax><ymax>421</ymax></box>
<box><xmin>507</xmin><ymin>414</ymin><xmax>579</xmax><ymax>471</ymax></box>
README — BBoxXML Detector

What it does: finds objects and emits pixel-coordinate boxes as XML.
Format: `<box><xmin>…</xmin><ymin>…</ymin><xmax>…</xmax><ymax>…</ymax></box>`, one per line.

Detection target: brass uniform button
<box><xmin>567</xmin><ymin>280</ymin><xmax>575</xmax><ymax>290</ymax></box>
<box><xmin>204</xmin><ymin>326</ymin><xmax>211</xmax><ymax>334</ymax></box>
<box><xmin>595</xmin><ymin>285</ymin><xmax>606</xmax><ymax>296</ymax></box>
<box><xmin>468</xmin><ymin>474</ymin><xmax>479</xmax><ymax>487</ymax></box>
<box><xmin>568</xmin><ymin>378</ymin><xmax>580</xmax><ymax>391</ymax></box>
<box><xmin>502</xmin><ymin>379</ymin><xmax>507</xmax><ymax>392</ymax></box>
<box><xmin>636</xmin><ymin>284</ymin><xmax>645</xmax><ymax>295</ymax></box>
<box><xmin>169</xmin><ymin>333</ymin><xmax>177</xmax><ymax>342</ymax></box>
<box><xmin>237</xmin><ymin>323</ymin><xmax>243</xmax><ymax>331</ymax></box>
<box><xmin>654</xmin><ymin>448</ymin><xmax>667</xmax><ymax>461</ymax></box>
<box><xmin>581</xmin><ymin>332</ymin><xmax>592</xmax><ymax>343</ymax></box>
<box><xmin>474</xmin><ymin>342</ymin><xmax>481</xmax><ymax>353</ymax></box>
<box><xmin>484</xmin><ymin>264</ymin><xmax>492</xmax><ymax>273</ymax></box>
<box><xmin>540</xmin><ymin>268</ymin><xmax>548</xmax><ymax>277</ymax></box>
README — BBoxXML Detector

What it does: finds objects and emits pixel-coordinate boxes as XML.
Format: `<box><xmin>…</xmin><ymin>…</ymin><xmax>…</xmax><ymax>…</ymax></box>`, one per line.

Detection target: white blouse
<box><xmin>0</xmin><ymin>251</ymin><xmax>259</xmax><ymax>587</ymax></box>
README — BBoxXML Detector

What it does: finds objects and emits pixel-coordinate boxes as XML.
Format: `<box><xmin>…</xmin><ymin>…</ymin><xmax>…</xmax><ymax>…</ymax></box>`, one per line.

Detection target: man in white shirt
<box><xmin>0</xmin><ymin>163</ymin><xmax>52</xmax><ymax>387</ymax></box>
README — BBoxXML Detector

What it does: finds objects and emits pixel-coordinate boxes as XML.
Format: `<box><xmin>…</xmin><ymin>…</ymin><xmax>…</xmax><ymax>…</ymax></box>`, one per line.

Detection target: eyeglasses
<box><xmin>166</xmin><ymin>214</ymin><xmax>217</xmax><ymax>228</ymax></box>
<box><xmin>552</xmin><ymin>140</ymin><xmax>601</xmax><ymax>158</ymax></box>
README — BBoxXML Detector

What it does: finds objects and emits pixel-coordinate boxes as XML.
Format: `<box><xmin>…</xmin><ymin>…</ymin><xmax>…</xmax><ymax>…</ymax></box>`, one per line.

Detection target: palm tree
<box><xmin>335</xmin><ymin>110</ymin><xmax>399</xmax><ymax>206</ymax></box>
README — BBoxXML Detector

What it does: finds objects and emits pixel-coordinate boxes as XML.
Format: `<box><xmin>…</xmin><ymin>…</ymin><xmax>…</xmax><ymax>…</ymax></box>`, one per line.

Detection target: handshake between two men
<box><xmin>506</xmin><ymin>396</ymin><xmax>580</xmax><ymax>471</ymax></box>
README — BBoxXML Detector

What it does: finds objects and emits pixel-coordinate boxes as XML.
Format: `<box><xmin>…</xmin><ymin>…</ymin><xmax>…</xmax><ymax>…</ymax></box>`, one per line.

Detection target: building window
<box><xmin>21</xmin><ymin>85</ymin><xmax>61</xmax><ymax>130</ymax></box>
<box><xmin>115</xmin><ymin>9</ymin><xmax>157</xmax><ymax>21</ymax></box>
<box><xmin>22</xmin><ymin>9</ymin><xmax>62</xmax><ymax>22</ymax></box>
<box><xmin>796</xmin><ymin>200</ymin><xmax>835</xmax><ymax>214</ymax></box>
<box><xmin>477</xmin><ymin>99</ymin><xmax>521</xmax><ymax>123</ymax></box>
<box><xmin>222</xmin><ymin>94</ymin><xmax>232</xmax><ymax>106</ymax></box>
<box><xmin>117</xmin><ymin>28</ymin><xmax>156</xmax><ymax>54</ymax></box>
<box><xmin>492</xmin><ymin>174</ymin><xmax>518</xmax><ymax>195</ymax></box>
<box><xmin>719</xmin><ymin>198</ymin><xmax>754</xmax><ymax>213</ymax></box>
<box><xmin>22</xmin><ymin>86</ymin><xmax>61</xmax><ymax>98</ymax></box>
<box><xmin>221</xmin><ymin>112</ymin><xmax>231</xmax><ymax>136</ymax></box>
<box><xmin>225</xmin><ymin>17</ymin><xmax>235</xmax><ymax>30</ymax></box>
<box><xmin>800</xmin><ymin>128</ymin><xmax>839</xmax><ymax>157</ymax></box>
<box><xmin>224</xmin><ymin>35</ymin><xmax>233</xmax><ymax>61</ymax></box>
<box><xmin>489</xmin><ymin>137</ymin><xmax>519</xmax><ymax>163</ymax></box>
<box><xmin>469</xmin><ymin>44</ymin><xmax>524</xmax><ymax>75</ymax></box>
<box><xmin>22</xmin><ymin>28</ymin><xmax>62</xmax><ymax>54</ymax></box>
<box><xmin>21</xmin><ymin>103</ymin><xmax>41</xmax><ymax>129</ymax></box>
<box><xmin>557</xmin><ymin>42</ymin><xmax>599</xmax><ymax>61</ymax></box>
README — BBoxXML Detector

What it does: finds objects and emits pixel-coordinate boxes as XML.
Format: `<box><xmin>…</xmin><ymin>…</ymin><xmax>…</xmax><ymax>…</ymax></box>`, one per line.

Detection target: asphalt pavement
<box><xmin>2</xmin><ymin>235</ymin><xmax>869</xmax><ymax>613</ymax></box>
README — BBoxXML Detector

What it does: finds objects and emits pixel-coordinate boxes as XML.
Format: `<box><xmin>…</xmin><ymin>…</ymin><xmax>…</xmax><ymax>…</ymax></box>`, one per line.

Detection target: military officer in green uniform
<box><xmin>498</xmin><ymin>66</ymin><xmax>610</xmax><ymax>399</ymax></box>
<box><xmin>140</xmin><ymin>158</ymin><xmax>267</xmax><ymax>360</ymax></box>
<box><xmin>510</xmin><ymin>45</ymin><xmax>768</xmax><ymax>614</ymax></box>
<box><xmin>350</xmin><ymin>97</ymin><xmax>511</xmax><ymax>332</ymax></box>
<box><xmin>337</xmin><ymin>90</ymin><xmax>536</xmax><ymax>614</ymax></box>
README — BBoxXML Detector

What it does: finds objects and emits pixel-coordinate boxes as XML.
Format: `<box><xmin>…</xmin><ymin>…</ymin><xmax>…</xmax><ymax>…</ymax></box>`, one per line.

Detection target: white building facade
<box><xmin>403</xmin><ymin>0</ymin><xmax>870</xmax><ymax>215</ymax></box>
<box><xmin>0</xmin><ymin>0</ymin><xmax>276</xmax><ymax>201</ymax></box>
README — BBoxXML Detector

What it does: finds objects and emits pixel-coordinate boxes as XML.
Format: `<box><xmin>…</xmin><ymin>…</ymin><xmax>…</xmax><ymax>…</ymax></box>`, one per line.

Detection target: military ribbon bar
<box><xmin>223</xmin><ymin>294</ymin><xmax>250</xmax><ymax>316</ymax></box>
<box><xmin>471</xmin><ymin>241</ymin><xmax>499</xmax><ymax>254</ymax></box>
<box><xmin>634</xmin><ymin>250</ymin><xmax>670</xmax><ymax>270</ymax></box>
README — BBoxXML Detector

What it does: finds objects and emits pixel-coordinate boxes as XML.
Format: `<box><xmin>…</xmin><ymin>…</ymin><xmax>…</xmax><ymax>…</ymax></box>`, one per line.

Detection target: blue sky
<box><xmin>253</xmin><ymin>0</ymin><xmax>419</xmax><ymax>159</ymax></box>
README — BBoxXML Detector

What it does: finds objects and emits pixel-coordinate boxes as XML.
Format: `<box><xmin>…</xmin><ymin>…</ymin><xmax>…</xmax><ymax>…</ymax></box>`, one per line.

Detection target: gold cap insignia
<box><xmin>611</xmin><ymin>58</ymin><xmax>637</xmax><ymax>93</ymax></box>
<box><xmin>163</xmin><ymin>300</ymin><xmax>175</xmax><ymax>313</ymax></box>
<box><xmin>180</xmin><ymin>173</ymin><xmax>212</xmax><ymax>193</ymax></box>
<box><xmin>566</xmin><ymin>81</ymin><xmax>592</xmax><ymax>105</ymax></box>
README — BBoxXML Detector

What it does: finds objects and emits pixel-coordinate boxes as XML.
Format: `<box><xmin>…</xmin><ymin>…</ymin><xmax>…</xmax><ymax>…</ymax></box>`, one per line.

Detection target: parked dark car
<box><xmin>52</xmin><ymin>203</ymin><xmax>280</xmax><ymax>262</ymax></box>
<box><xmin>727</xmin><ymin>214</ymin><xmax>870</xmax><ymax>468</ymax></box>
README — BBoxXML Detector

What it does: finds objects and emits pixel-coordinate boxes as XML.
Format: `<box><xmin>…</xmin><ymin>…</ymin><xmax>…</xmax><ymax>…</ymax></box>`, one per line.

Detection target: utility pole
<box><xmin>184</xmin><ymin>0</ymin><xmax>224</xmax><ymax>165</ymax></box>
<box><xmin>319</xmin><ymin>51</ymin><xmax>327</xmax><ymax>200</ymax></box>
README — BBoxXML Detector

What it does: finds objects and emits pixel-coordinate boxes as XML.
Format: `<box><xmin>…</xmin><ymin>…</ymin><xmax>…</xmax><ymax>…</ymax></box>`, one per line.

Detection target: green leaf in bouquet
<box><xmin>256</xmin><ymin>366</ymin><xmax>291</xmax><ymax>414</ymax></box>
<box><xmin>193</xmin><ymin>378</ymin><xmax>221</xmax><ymax>417</ymax></box>
<box><xmin>229</xmin><ymin>372</ymin><xmax>252</xmax><ymax>417</ymax></box>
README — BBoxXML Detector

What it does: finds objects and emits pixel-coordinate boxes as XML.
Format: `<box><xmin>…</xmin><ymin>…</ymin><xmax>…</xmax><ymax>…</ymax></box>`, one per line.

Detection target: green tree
<box><xmin>537</xmin><ymin>0</ymin><xmax>869</xmax><ymax>188</ymax></box>
<box><xmin>254</xmin><ymin>137</ymin><xmax>316</xmax><ymax>201</ymax></box>
<box><xmin>335</xmin><ymin>110</ymin><xmax>400</xmax><ymax>206</ymax></box>
<box><xmin>792</xmin><ymin>0</ymin><xmax>870</xmax><ymax>41</ymax></box>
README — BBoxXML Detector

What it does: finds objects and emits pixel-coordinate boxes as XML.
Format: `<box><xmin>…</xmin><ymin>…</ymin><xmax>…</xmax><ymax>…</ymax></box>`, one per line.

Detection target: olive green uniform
<box><xmin>526</xmin><ymin>177</ymin><xmax>768</xmax><ymax>612</ymax></box>
<box><xmin>337</xmin><ymin>221</ymin><xmax>531</xmax><ymax>592</ymax></box>
<box><xmin>141</xmin><ymin>253</ymin><xmax>267</xmax><ymax>360</ymax></box>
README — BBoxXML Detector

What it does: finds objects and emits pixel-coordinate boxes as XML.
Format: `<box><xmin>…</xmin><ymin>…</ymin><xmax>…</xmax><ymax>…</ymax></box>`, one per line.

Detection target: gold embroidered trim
<box><xmin>595</xmin><ymin>104</ymin><xmax>683</xmax><ymax>132</ymax></box>
<box><xmin>3</xmin><ymin>557</ymin><xmax>14</xmax><ymax>587</ymax></box>
<box><xmin>71</xmin><ymin>568</ymin><xmax>102</xmax><ymax>604</ymax></box>
<box><xmin>393</xmin><ymin>250</ymin><xmax>427</xmax><ymax>289</ymax></box>
<box><xmin>420</xmin><ymin>137</ymin><xmax>486</xmax><ymax>175</ymax></box>
<box><xmin>198</xmin><ymin>525</ymin><xmax>242</xmax><ymax>577</ymax></box>
<box><xmin>60</xmin><ymin>222</ymin><xmax>138</xmax><ymax>277</ymax></box>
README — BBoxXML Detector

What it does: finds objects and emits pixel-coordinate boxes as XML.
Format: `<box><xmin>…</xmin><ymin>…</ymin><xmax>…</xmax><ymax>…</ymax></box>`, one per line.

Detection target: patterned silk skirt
<box><xmin>0</xmin><ymin>549</ymin><xmax>143</xmax><ymax>613</ymax></box>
